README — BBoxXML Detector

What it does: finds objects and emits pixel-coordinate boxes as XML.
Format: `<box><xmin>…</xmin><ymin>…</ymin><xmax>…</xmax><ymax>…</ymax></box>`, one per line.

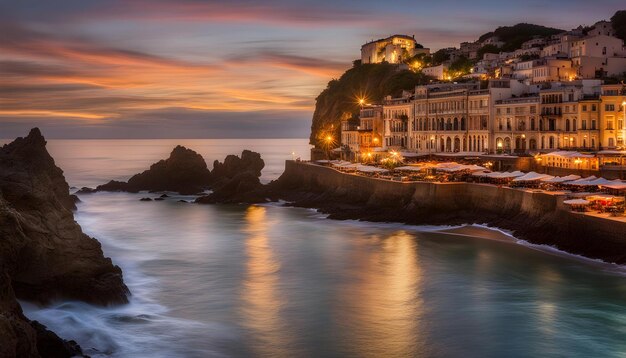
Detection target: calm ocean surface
<box><xmin>11</xmin><ymin>139</ymin><xmax>626</xmax><ymax>357</ymax></box>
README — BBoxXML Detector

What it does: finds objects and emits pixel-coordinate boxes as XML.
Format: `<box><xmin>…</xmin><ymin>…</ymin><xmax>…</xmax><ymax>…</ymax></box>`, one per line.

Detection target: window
<box><xmin>607</xmin><ymin>120</ymin><xmax>614</xmax><ymax>130</ymax></box>
<box><xmin>605</xmin><ymin>104</ymin><xmax>615</xmax><ymax>111</ymax></box>
<box><xmin>582</xmin><ymin>120</ymin><xmax>587</xmax><ymax>130</ymax></box>
<box><xmin>591</xmin><ymin>104</ymin><xmax>597</xmax><ymax>111</ymax></box>
<box><xmin>582</xmin><ymin>105</ymin><xmax>587</xmax><ymax>111</ymax></box>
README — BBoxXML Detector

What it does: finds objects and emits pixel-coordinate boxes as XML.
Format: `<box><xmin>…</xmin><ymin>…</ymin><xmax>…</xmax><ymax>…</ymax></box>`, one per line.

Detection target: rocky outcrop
<box><xmin>0</xmin><ymin>128</ymin><xmax>129</xmax><ymax>357</ymax></box>
<box><xmin>195</xmin><ymin>150</ymin><xmax>265</xmax><ymax>204</ymax></box>
<box><xmin>96</xmin><ymin>145</ymin><xmax>211</xmax><ymax>195</ymax></box>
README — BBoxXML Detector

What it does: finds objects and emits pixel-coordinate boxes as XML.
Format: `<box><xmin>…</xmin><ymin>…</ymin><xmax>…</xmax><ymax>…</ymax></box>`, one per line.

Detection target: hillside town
<box><xmin>337</xmin><ymin>20</ymin><xmax>626</xmax><ymax>180</ymax></box>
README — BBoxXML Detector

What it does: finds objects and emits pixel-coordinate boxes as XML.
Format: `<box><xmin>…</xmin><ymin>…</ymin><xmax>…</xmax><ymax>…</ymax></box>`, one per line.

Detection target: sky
<box><xmin>0</xmin><ymin>0</ymin><xmax>623</xmax><ymax>139</ymax></box>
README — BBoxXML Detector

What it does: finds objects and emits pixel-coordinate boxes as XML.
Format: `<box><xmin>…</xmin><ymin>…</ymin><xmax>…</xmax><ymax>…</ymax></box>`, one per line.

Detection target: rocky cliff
<box><xmin>0</xmin><ymin>128</ymin><xmax>129</xmax><ymax>357</ymax></box>
<box><xmin>95</xmin><ymin>145</ymin><xmax>212</xmax><ymax>195</ymax></box>
<box><xmin>196</xmin><ymin>150</ymin><xmax>266</xmax><ymax>204</ymax></box>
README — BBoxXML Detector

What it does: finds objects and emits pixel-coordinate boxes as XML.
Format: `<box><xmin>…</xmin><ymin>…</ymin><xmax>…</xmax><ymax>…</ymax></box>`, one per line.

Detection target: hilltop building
<box><xmin>361</xmin><ymin>35</ymin><xmax>430</xmax><ymax>64</ymax></box>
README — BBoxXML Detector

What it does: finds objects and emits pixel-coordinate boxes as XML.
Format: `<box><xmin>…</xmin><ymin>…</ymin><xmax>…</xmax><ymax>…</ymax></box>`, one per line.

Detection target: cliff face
<box><xmin>95</xmin><ymin>145</ymin><xmax>212</xmax><ymax>195</ymax></box>
<box><xmin>0</xmin><ymin>128</ymin><xmax>129</xmax><ymax>357</ymax></box>
<box><xmin>310</xmin><ymin>63</ymin><xmax>428</xmax><ymax>148</ymax></box>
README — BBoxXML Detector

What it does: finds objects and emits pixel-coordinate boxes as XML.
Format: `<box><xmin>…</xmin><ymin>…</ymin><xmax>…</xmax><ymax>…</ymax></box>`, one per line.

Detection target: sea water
<box><xmin>14</xmin><ymin>139</ymin><xmax>626</xmax><ymax>358</ymax></box>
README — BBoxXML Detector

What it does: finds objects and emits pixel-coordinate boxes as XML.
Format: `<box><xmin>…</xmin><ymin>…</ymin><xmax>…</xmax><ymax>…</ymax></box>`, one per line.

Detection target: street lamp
<box><xmin>324</xmin><ymin>135</ymin><xmax>333</xmax><ymax>160</ymax></box>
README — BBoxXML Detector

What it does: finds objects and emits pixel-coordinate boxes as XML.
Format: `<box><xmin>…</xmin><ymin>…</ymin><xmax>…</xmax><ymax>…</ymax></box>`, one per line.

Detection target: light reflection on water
<box><xmin>240</xmin><ymin>206</ymin><xmax>297</xmax><ymax>357</ymax></box>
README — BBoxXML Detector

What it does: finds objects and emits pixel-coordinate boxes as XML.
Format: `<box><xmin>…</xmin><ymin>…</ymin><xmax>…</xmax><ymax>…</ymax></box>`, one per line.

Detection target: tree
<box><xmin>309</xmin><ymin>63</ymin><xmax>430</xmax><ymax>148</ymax></box>
<box><xmin>611</xmin><ymin>10</ymin><xmax>626</xmax><ymax>41</ymax></box>
<box><xmin>478</xmin><ymin>23</ymin><xmax>564</xmax><ymax>52</ymax></box>
<box><xmin>448</xmin><ymin>56</ymin><xmax>474</xmax><ymax>77</ymax></box>
<box><xmin>477</xmin><ymin>44</ymin><xmax>499</xmax><ymax>59</ymax></box>
<box><xmin>432</xmin><ymin>49</ymin><xmax>451</xmax><ymax>65</ymax></box>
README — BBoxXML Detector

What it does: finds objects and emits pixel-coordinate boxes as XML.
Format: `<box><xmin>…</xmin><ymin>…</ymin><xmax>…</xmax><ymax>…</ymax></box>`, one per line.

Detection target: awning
<box><xmin>602</xmin><ymin>181</ymin><xmax>626</xmax><ymax>190</ymax></box>
<box><xmin>565</xmin><ymin>176</ymin><xmax>597</xmax><ymax>185</ymax></box>
<box><xmin>541</xmin><ymin>151</ymin><xmax>595</xmax><ymax>158</ymax></box>
<box><xmin>512</xmin><ymin>172</ymin><xmax>554</xmax><ymax>182</ymax></box>
<box><xmin>571</xmin><ymin>177</ymin><xmax>614</xmax><ymax>186</ymax></box>
<box><xmin>543</xmin><ymin>174</ymin><xmax>581</xmax><ymax>183</ymax></box>
<box><xmin>563</xmin><ymin>199</ymin><xmax>590</xmax><ymax>205</ymax></box>
<box><xmin>485</xmin><ymin>171</ymin><xmax>525</xmax><ymax>179</ymax></box>
<box><xmin>356</xmin><ymin>165</ymin><xmax>389</xmax><ymax>173</ymax></box>
<box><xmin>395</xmin><ymin>166</ymin><xmax>424</xmax><ymax>172</ymax></box>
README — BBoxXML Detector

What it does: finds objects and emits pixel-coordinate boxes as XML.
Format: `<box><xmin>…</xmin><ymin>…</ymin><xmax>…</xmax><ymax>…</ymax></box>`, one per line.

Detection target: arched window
<box><xmin>565</xmin><ymin>119</ymin><xmax>570</xmax><ymax>132</ymax></box>
<box><xmin>453</xmin><ymin>118</ymin><xmax>459</xmax><ymax>131</ymax></box>
<box><xmin>461</xmin><ymin>117</ymin><xmax>466</xmax><ymax>131</ymax></box>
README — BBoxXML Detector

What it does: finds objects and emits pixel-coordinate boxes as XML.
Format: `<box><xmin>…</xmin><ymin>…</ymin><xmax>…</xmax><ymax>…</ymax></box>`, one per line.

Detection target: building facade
<box><xmin>361</xmin><ymin>35</ymin><xmax>429</xmax><ymax>64</ymax></box>
<box><xmin>599</xmin><ymin>84</ymin><xmax>626</xmax><ymax>149</ymax></box>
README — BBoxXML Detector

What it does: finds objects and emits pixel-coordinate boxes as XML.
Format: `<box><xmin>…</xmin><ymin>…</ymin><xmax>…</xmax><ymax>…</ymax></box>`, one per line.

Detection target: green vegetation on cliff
<box><xmin>478</xmin><ymin>23</ymin><xmax>564</xmax><ymax>52</ymax></box>
<box><xmin>310</xmin><ymin>62</ymin><xmax>428</xmax><ymax>147</ymax></box>
<box><xmin>612</xmin><ymin>10</ymin><xmax>626</xmax><ymax>41</ymax></box>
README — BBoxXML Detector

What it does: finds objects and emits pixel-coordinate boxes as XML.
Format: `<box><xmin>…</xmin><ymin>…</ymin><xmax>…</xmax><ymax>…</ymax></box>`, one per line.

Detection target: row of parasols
<box><xmin>326</xmin><ymin>160</ymin><xmax>390</xmax><ymax>173</ymax></box>
<box><xmin>319</xmin><ymin>160</ymin><xmax>626</xmax><ymax>190</ymax></box>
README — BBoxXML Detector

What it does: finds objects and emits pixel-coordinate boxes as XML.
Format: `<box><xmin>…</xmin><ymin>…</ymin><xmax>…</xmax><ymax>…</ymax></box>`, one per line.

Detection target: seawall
<box><xmin>278</xmin><ymin>161</ymin><xmax>626</xmax><ymax>264</ymax></box>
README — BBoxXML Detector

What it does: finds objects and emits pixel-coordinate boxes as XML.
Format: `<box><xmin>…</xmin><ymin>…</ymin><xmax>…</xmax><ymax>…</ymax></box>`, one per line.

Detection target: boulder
<box><xmin>211</xmin><ymin>150</ymin><xmax>264</xmax><ymax>181</ymax></box>
<box><xmin>96</xmin><ymin>146</ymin><xmax>211</xmax><ymax>195</ymax></box>
<box><xmin>196</xmin><ymin>150</ymin><xmax>266</xmax><ymax>204</ymax></box>
<box><xmin>0</xmin><ymin>128</ymin><xmax>129</xmax><ymax>357</ymax></box>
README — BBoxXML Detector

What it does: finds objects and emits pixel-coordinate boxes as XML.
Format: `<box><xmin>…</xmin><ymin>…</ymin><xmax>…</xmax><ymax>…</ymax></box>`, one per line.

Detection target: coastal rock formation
<box><xmin>196</xmin><ymin>150</ymin><xmax>266</xmax><ymax>204</ymax></box>
<box><xmin>0</xmin><ymin>128</ymin><xmax>129</xmax><ymax>357</ymax></box>
<box><xmin>96</xmin><ymin>145</ymin><xmax>211</xmax><ymax>195</ymax></box>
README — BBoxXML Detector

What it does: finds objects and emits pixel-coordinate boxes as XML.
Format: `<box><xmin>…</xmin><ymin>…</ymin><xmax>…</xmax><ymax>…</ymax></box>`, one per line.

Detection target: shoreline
<box><xmin>268</xmin><ymin>160</ymin><xmax>626</xmax><ymax>265</ymax></box>
<box><xmin>259</xmin><ymin>200</ymin><xmax>626</xmax><ymax>273</ymax></box>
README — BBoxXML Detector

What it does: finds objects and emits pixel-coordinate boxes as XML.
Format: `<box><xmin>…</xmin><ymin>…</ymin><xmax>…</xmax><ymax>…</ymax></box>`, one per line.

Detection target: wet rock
<box><xmin>31</xmin><ymin>321</ymin><xmax>85</xmax><ymax>358</ymax></box>
<box><xmin>154</xmin><ymin>197</ymin><xmax>165</xmax><ymax>201</ymax></box>
<box><xmin>140</xmin><ymin>197</ymin><xmax>153</xmax><ymax>201</ymax></box>
<box><xmin>96</xmin><ymin>146</ymin><xmax>211</xmax><ymax>195</ymax></box>
<box><xmin>76</xmin><ymin>187</ymin><xmax>97</xmax><ymax>194</ymax></box>
<box><xmin>196</xmin><ymin>150</ymin><xmax>266</xmax><ymax>204</ymax></box>
<box><xmin>159</xmin><ymin>194</ymin><xmax>169</xmax><ymax>198</ymax></box>
<box><xmin>0</xmin><ymin>128</ymin><xmax>129</xmax><ymax>357</ymax></box>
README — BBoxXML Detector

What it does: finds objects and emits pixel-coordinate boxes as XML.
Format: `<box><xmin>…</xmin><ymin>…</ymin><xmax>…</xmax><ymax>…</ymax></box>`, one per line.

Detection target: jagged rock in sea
<box><xmin>95</xmin><ymin>145</ymin><xmax>212</xmax><ymax>195</ymax></box>
<box><xmin>196</xmin><ymin>150</ymin><xmax>266</xmax><ymax>204</ymax></box>
<box><xmin>0</xmin><ymin>128</ymin><xmax>129</xmax><ymax>357</ymax></box>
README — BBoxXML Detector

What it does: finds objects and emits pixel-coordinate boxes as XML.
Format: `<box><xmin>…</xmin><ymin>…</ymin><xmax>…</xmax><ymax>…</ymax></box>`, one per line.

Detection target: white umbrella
<box><xmin>512</xmin><ymin>172</ymin><xmax>554</xmax><ymax>182</ymax></box>
<box><xmin>395</xmin><ymin>166</ymin><xmax>423</xmax><ymax>172</ymax></box>
<box><xmin>566</xmin><ymin>176</ymin><xmax>597</xmax><ymax>185</ymax></box>
<box><xmin>563</xmin><ymin>199</ymin><xmax>590</xmax><ymax>205</ymax></box>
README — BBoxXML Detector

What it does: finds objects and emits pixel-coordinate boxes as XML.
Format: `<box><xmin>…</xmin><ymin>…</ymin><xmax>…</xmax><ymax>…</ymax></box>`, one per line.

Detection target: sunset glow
<box><xmin>0</xmin><ymin>0</ymin><xmax>622</xmax><ymax>138</ymax></box>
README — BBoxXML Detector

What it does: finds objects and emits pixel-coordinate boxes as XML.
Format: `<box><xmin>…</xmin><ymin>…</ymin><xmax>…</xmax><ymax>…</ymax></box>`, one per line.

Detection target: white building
<box><xmin>361</xmin><ymin>35</ymin><xmax>429</xmax><ymax>64</ymax></box>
